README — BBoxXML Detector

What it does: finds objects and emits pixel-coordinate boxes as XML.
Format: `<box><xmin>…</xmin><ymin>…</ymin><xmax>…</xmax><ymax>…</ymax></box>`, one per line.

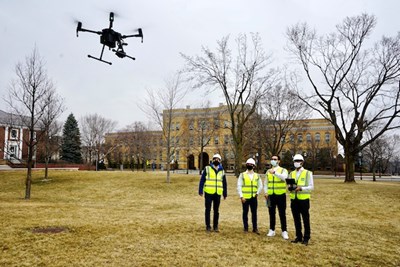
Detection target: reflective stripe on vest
<box><xmin>289</xmin><ymin>169</ymin><xmax>311</xmax><ymax>200</ymax></box>
<box><xmin>266</xmin><ymin>167</ymin><xmax>286</xmax><ymax>195</ymax></box>
<box><xmin>204</xmin><ymin>166</ymin><xmax>224</xmax><ymax>195</ymax></box>
<box><xmin>241</xmin><ymin>172</ymin><xmax>259</xmax><ymax>199</ymax></box>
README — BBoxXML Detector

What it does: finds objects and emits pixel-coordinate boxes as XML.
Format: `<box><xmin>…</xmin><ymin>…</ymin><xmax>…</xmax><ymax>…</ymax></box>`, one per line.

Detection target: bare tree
<box><xmin>286</xmin><ymin>14</ymin><xmax>400</xmax><ymax>182</ymax></box>
<box><xmin>363</xmin><ymin>131</ymin><xmax>399</xmax><ymax>181</ymax></box>
<box><xmin>40</xmin><ymin>88</ymin><xmax>65</xmax><ymax>179</ymax></box>
<box><xmin>80</xmin><ymin>114</ymin><xmax>117</xmax><ymax>170</ymax></box>
<box><xmin>4</xmin><ymin>47</ymin><xmax>55</xmax><ymax>199</ymax></box>
<box><xmin>141</xmin><ymin>73</ymin><xmax>187</xmax><ymax>183</ymax></box>
<box><xmin>182</xmin><ymin>33</ymin><xmax>277</xmax><ymax>176</ymax></box>
<box><xmin>257</xmin><ymin>82</ymin><xmax>311</xmax><ymax>159</ymax></box>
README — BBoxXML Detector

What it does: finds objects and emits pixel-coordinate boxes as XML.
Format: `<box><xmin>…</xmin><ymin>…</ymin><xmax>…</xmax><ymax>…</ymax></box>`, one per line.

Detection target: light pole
<box><xmin>358</xmin><ymin>152</ymin><xmax>363</xmax><ymax>180</ymax></box>
<box><xmin>333</xmin><ymin>155</ymin><xmax>337</xmax><ymax>177</ymax></box>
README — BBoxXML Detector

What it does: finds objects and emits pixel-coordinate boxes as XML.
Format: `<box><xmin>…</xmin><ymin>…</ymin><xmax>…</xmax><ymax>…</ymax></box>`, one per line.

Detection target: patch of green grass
<box><xmin>0</xmin><ymin>170</ymin><xmax>399</xmax><ymax>266</ymax></box>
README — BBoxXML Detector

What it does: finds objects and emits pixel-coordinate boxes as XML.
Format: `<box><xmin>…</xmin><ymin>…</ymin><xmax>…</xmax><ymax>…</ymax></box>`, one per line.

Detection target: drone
<box><xmin>76</xmin><ymin>12</ymin><xmax>143</xmax><ymax>65</ymax></box>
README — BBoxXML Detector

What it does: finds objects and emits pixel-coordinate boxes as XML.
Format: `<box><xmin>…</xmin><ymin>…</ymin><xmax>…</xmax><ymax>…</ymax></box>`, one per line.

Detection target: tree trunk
<box><xmin>25</xmin><ymin>145</ymin><xmax>34</xmax><ymax>199</ymax></box>
<box><xmin>344</xmin><ymin>153</ymin><xmax>356</xmax><ymax>183</ymax></box>
<box><xmin>44</xmin><ymin>157</ymin><xmax>49</xmax><ymax>180</ymax></box>
<box><xmin>234</xmin><ymin>141</ymin><xmax>243</xmax><ymax>177</ymax></box>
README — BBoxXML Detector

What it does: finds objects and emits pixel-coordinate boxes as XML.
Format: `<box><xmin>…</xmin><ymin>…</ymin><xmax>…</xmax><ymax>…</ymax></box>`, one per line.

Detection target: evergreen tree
<box><xmin>61</xmin><ymin>113</ymin><xmax>82</xmax><ymax>163</ymax></box>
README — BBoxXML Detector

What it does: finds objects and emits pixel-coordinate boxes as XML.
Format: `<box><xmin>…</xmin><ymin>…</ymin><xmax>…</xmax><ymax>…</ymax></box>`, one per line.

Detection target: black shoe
<box><xmin>206</xmin><ymin>226</ymin><xmax>212</xmax><ymax>232</ymax></box>
<box><xmin>213</xmin><ymin>227</ymin><xmax>219</xmax><ymax>233</ymax></box>
<box><xmin>302</xmin><ymin>239</ymin><xmax>309</xmax><ymax>246</ymax></box>
<box><xmin>243</xmin><ymin>229</ymin><xmax>249</xmax><ymax>233</ymax></box>
<box><xmin>291</xmin><ymin>238</ymin><xmax>302</xmax><ymax>243</ymax></box>
<box><xmin>252</xmin><ymin>229</ymin><xmax>260</xmax><ymax>235</ymax></box>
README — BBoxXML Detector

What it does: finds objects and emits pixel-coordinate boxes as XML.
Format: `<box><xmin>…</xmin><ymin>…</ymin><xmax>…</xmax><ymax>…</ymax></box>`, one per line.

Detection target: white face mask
<box><xmin>270</xmin><ymin>160</ymin><xmax>278</xmax><ymax>167</ymax></box>
<box><xmin>294</xmin><ymin>162</ymin><xmax>302</xmax><ymax>168</ymax></box>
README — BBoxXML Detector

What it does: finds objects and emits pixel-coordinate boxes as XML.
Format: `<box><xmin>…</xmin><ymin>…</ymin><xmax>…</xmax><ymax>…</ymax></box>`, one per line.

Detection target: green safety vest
<box><xmin>289</xmin><ymin>169</ymin><xmax>311</xmax><ymax>200</ymax></box>
<box><xmin>241</xmin><ymin>172</ymin><xmax>260</xmax><ymax>199</ymax></box>
<box><xmin>266</xmin><ymin>167</ymin><xmax>287</xmax><ymax>195</ymax></box>
<box><xmin>203</xmin><ymin>166</ymin><xmax>224</xmax><ymax>195</ymax></box>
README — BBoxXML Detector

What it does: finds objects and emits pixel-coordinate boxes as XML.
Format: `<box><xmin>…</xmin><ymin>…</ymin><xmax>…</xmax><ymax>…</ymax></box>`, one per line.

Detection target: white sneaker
<box><xmin>282</xmin><ymin>231</ymin><xmax>289</xmax><ymax>240</ymax></box>
<box><xmin>267</xmin><ymin>229</ymin><xmax>275</xmax><ymax>237</ymax></box>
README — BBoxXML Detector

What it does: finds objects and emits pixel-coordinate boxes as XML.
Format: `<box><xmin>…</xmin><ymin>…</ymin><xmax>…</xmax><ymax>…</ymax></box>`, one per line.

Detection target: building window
<box><xmin>175</xmin><ymin>123</ymin><xmax>180</xmax><ymax>131</ymax></box>
<box><xmin>315</xmin><ymin>133</ymin><xmax>320</xmax><ymax>142</ymax></box>
<box><xmin>306</xmin><ymin>133</ymin><xmax>311</xmax><ymax>142</ymax></box>
<box><xmin>189</xmin><ymin>121</ymin><xmax>194</xmax><ymax>130</ymax></box>
<box><xmin>290</xmin><ymin>134</ymin><xmax>295</xmax><ymax>143</ymax></box>
<box><xmin>10</xmin><ymin>129</ymin><xmax>18</xmax><ymax>140</ymax></box>
<box><xmin>224</xmin><ymin>120</ymin><xmax>230</xmax><ymax>128</ymax></box>
<box><xmin>224</xmin><ymin>135</ymin><xmax>229</xmax><ymax>145</ymax></box>
<box><xmin>297</xmin><ymin>134</ymin><xmax>303</xmax><ymax>143</ymax></box>
<box><xmin>214</xmin><ymin>136</ymin><xmax>219</xmax><ymax>145</ymax></box>
<box><xmin>189</xmin><ymin>137</ymin><xmax>193</xmax><ymax>146</ymax></box>
<box><xmin>325</xmin><ymin>133</ymin><xmax>331</xmax><ymax>143</ymax></box>
<box><xmin>214</xmin><ymin>118</ymin><xmax>219</xmax><ymax>129</ymax></box>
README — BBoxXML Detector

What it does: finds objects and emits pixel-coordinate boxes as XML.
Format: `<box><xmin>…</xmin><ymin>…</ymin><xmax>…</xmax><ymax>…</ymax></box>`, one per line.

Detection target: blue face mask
<box><xmin>270</xmin><ymin>160</ymin><xmax>278</xmax><ymax>167</ymax></box>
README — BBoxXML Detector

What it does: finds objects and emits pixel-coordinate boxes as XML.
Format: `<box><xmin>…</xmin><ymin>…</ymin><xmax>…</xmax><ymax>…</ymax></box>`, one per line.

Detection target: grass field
<box><xmin>0</xmin><ymin>170</ymin><xmax>399</xmax><ymax>266</ymax></box>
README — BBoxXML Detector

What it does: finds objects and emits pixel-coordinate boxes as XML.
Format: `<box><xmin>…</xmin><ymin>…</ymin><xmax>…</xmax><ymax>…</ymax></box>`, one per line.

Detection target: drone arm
<box><xmin>122</xmin><ymin>29</ymin><xmax>143</xmax><ymax>43</ymax></box>
<box><xmin>79</xmin><ymin>28</ymin><xmax>102</xmax><ymax>35</ymax></box>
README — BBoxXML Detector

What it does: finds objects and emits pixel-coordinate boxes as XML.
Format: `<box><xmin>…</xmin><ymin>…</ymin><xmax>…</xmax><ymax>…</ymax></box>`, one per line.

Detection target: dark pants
<box><xmin>291</xmin><ymin>199</ymin><xmax>310</xmax><ymax>241</ymax></box>
<box><xmin>242</xmin><ymin>197</ymin><xmax>258</xmax><ymax>231</ymax></box>
<box><xmin>205</xmin><ymin>192</ymin><xmax>221</xmax><ymax>229</ymax></box>
<box><xmin>268</xmin><ymin>193</ymin><xmax>287</xmax><ymax>231</ymax></box>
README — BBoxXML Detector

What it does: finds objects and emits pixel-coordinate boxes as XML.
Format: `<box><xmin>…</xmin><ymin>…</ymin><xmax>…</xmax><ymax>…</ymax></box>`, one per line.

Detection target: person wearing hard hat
<box><xmin>264</xmin><ymin>155</ymin><xmax>289</xmax><ymax>240</ymax></box>
<box><xmin>198</xmin><ymin>153</ymin><xmax>227</xmax><ymax>232</ymax></box>
<box><xmin>237</xmin><ymin>158</ymin><xmax>263</xmax><ymax>234</ymax></box>
<box><xmin>289</xmin><ymin>154</ymin><xmax>314</xmax><ymax>245</ymax></box>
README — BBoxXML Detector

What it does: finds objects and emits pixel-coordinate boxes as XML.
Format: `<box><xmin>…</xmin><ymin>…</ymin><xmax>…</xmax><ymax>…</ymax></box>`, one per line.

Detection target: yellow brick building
<box><xmin>105</xmin><ymin>105</ymin><xmax>338</xmax><ymax>172</ymax></box>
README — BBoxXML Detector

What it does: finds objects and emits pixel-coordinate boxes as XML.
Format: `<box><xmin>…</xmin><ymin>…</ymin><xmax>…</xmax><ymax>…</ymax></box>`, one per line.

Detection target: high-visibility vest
<box><xmin>241</xmin><ymin>172</ymin><xmax>260</xmax><ymax>199</ymax></box>
<box><xmin>266</xmin><ymin>167</ymin><xmax>287</xmax><ymax>195</ymax></box>
<box><xmin>203</xmin><ymin>166</ymin><xmax>224</xmax><ymax>195</ymax></box>
<box><xmin>289</xmin><ymin>169</ymin><xmax>311</xmax><ymax>200</ymax></box>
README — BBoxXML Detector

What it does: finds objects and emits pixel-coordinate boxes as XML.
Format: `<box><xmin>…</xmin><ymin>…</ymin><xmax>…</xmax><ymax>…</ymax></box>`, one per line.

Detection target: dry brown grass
<box><xmin>0</xmin><ymin>170</ymin><xmax>399</xmax><ymax>266</ymax></box>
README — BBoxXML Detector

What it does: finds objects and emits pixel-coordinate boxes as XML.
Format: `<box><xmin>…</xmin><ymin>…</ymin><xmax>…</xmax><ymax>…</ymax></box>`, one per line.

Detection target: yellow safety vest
<box><xmin>266</xmin><ymin>167</ymin><xmax>287</xmax><ymax>195</ymax></box>
<box><xmin>289</xmin><ymin>169</ymin><xmax>311</xmax><ymax>200</ymax></box>
<box><xmin>241</xmin><ymin>172</ymin><xmax>260</xmax><ymax>199</ymax></box>
<box><xmin>203</xmin><ymin>166</ymin><xmax>224</xmax><ymax>195</ymax></box>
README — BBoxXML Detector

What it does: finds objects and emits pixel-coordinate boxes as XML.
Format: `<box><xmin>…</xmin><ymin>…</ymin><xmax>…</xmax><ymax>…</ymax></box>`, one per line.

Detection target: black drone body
<box><xmin>76</xmin><ymin>12</ymin><xmax>143</xmax><ymax>65</ymax></box>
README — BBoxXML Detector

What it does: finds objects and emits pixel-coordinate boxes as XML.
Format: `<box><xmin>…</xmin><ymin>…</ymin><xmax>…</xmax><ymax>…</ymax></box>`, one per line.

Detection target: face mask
<box><xmin>270</xmin><ymin>160</ymin><xmax>277</xmax><ymax>167</ymax></box>
<box><xmin>213</xmin><ymin>160</ymin><xmax>220</xmax><ymax>166</ymax></box>
<box><xmin>294</xmin><ymin>162</ymin><xmax>302</xmax><ymax>168</ymax></box>
<box><xmin>246</xmin><ymin>165</ymin><xmax>253</xmax><ymax>170</ymax></box>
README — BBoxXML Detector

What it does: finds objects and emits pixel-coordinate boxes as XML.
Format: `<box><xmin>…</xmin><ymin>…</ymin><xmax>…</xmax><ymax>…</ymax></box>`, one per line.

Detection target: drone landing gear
<box><xmin>88</xmin><ymin>55</ymin><xmax>112</xmax><ymax>65</ymax></box>
<box><xmin>88</xmin><ymin>44</ymin><xmax>112</xmax><ymax>65</ymax></box>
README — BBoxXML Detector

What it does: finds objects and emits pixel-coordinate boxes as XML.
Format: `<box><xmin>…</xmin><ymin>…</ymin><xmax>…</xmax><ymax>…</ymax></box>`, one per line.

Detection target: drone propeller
<box><xmin>76</xmin><ymin>21</ymin><xmax>82</xmax><ymax>37</ymax></box>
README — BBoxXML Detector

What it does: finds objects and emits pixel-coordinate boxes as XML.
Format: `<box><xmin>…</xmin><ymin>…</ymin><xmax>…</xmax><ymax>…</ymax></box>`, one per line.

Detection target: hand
<box><xmin>264</xmin><ymin>194</ymin><xmax>269</xmax><ymax>200</ymax></box>
<box><xmin>295</xmin><ymin>186</ymin><xmax>302</xmax><ymax>192</ymax></box>
<box><xmin>241</xmin><ymin>197</ymin><xmax>246</xmax><ymax>203</ymax></box>
<box><xmin>268</xmin><ymin>169</ymin><xmax>275</xmax><ymax>174</ymax></box>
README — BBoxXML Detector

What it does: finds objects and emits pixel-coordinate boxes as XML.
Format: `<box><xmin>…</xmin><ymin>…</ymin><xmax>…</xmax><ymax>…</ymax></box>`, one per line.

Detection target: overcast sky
<box><xmin>1</xmin><ymin>0</ymin><xmax>399</xmax><ymax>130</ymax></box>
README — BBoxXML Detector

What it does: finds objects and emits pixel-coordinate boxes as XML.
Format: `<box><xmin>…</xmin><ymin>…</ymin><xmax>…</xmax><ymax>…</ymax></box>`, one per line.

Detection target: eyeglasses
<box><xmin>271</xmin><ymin>158</ymin><xmax>278</xmax><ymax>160</ymax></box>
<box><xmin>293</xmin><ymin>160</ymin><xmax>303</xmax><ymax>162</ymax></box>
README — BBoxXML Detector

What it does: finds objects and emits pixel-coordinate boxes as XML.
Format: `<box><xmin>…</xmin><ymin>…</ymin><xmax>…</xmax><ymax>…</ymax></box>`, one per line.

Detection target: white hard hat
<box><xmin>212</xmin><ymin>154</ymin><xmax>222</xmax><ymax>160</ymax></box>
<box><xmin>246</xmin><ymin>158</ymin><xmax>256</xmax><ymax>166</ymax></box>
<box><xmin>293</xmin><ymin>154</ymin><xmax>304</xmax><ymax>161</ymax></box>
